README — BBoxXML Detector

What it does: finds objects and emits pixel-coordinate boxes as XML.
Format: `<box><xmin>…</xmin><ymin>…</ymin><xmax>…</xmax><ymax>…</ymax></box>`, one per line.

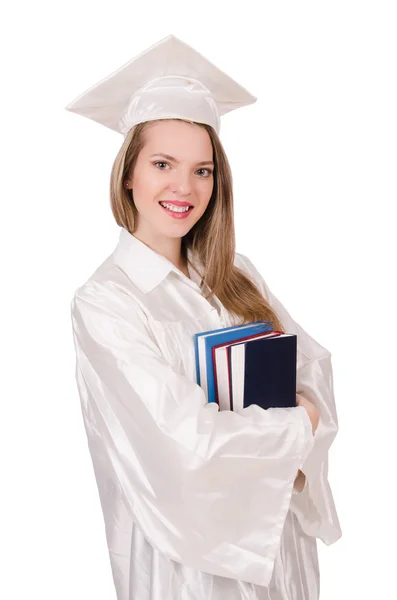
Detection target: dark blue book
<box><xmin>227</xmin><ymin>334</ymin><xmax>297</xmax><ymax>411</ymax></box>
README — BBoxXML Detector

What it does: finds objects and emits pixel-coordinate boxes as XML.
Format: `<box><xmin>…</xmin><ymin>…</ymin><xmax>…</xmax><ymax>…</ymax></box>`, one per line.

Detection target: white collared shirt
<box><xmin>70</xmin><ymin>227</ymin><xmax>341</xmax><ymax>600</ymax></box>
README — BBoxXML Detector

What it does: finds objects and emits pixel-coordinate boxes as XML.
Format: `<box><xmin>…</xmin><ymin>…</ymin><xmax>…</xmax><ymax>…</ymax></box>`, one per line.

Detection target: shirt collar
<box><xmin>112</xmin><ymin>226</ymin><xmax>204</xmax><ymax>294</ymax></box>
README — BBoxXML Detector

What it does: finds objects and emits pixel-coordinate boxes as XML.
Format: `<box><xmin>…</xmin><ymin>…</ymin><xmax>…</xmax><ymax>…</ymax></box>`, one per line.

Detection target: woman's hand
<box><xmin>296</xmin><ymin>393</ymin><xmax>319</xmax><ymax>436</ymax></box>
<box><xmin>294</xmin><ymin>393</ymin><xmax>319</xmax><ymax>491</ymax></box>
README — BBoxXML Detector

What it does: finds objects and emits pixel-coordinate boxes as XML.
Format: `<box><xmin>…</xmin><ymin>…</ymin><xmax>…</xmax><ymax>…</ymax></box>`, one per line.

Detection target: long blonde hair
<box><xmin>110</xmin><ymin>119</ymin><xmax>285</xmax><ymax>331</ymax></box>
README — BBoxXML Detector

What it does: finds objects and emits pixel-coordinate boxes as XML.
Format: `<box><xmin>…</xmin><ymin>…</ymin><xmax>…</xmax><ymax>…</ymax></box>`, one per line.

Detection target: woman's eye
<box><xmin>154</xmin><ymin>161</ymin><xmax>169</xmax><ymax>169</ymax></box>
<box><xmin>197</xmin><ymin>168</ymin><xmax>213</xmax><ymax>177</ymax></box>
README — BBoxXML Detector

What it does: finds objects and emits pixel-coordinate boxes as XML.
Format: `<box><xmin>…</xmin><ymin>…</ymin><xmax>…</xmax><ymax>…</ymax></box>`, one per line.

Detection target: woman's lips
<box><xmin>159</xmin><ymin>202</ymin><xmax>193</xmax><ymax>219</ymax></box>
<box><xmin>160</xmin><ymin>200</ymin><xmax>193</xmax><ymax>207</ymax></box>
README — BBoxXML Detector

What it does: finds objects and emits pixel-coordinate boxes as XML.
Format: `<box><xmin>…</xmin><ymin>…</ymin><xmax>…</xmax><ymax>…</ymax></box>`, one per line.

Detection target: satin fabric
<box><xmin>70</xmin><ymin>227</ymin><xmax>342</xmax><ymax>599</ymax></box>
<box><xmin>64</xmin><ymin>35</ymin><xmax>257</xmax><ymax>137</ymax></box>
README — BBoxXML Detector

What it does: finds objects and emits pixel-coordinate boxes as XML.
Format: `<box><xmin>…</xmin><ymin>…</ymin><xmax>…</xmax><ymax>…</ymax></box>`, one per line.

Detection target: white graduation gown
<box><xmin>70</xmin><ymin>226</ymin><xmax>342</xmax><ymax>600</ymax></box>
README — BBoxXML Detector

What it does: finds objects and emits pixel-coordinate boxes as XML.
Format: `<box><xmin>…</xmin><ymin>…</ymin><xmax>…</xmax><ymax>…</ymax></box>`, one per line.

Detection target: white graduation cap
<box><xmin>65</xmin><ymin>34</ymin><xmax>257</xmax><ymax>137</ymax></box>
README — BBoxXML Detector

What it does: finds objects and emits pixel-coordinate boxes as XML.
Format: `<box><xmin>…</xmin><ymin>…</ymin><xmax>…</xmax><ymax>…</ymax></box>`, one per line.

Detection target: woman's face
<box><xmin>128</xmin><ymin>119</ymin><xmax>214</xmax><ymax>241</ymax></box>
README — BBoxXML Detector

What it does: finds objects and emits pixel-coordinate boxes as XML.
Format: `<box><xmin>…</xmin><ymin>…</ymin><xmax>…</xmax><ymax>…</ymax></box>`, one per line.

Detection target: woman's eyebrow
<box><xmin>150</xmin><ymin>153</ymin><xmax>214</xmax><ymax>166</ymax></box>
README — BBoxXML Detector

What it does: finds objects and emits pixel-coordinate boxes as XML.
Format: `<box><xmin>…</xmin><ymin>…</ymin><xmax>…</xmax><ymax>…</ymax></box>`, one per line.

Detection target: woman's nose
<box><xmin>170</xmin><ymin>171</ymin><xmax>193</xmax><ymax>195</ymax></box>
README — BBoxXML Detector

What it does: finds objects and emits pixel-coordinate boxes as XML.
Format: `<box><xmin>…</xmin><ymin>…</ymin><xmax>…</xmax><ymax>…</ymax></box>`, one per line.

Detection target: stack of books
<box><xmin>194</xmin><ymin>320</ymin><xmax>297</xmax><ymax>411</ymax></box>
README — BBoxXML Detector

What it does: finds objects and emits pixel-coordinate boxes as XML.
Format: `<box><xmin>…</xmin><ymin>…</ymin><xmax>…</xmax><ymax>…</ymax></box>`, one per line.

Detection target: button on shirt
<box><xmin>70</xmin><ymin>227</ymin><xmax>341</xmax><ymax>600</ymax></box>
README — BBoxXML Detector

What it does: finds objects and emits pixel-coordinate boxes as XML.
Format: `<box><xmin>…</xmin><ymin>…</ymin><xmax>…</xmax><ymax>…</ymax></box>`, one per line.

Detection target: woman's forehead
<box><xmin>141</xmin><ymin>121</ymin><xmax>213</xmax><ymax>157</ymax></box>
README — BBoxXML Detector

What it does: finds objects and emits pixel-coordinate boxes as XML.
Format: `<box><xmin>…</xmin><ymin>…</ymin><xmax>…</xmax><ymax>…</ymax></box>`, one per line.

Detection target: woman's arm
<box><xmin>70</xmin><ymin>280</ymin><xmax>315</xmax><ymax>588</ymax></box>
<box><xmin>239</xmin><ymin>254</ymin><xmax>342</xmax><ymax>544</ymax></box>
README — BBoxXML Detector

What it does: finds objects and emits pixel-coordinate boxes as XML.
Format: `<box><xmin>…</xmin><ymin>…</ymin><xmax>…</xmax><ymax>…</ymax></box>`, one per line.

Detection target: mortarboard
<box><xmin>65</xmin><ymin>34</ymin><xmax>257</xmax><ymax>137</ymax></box>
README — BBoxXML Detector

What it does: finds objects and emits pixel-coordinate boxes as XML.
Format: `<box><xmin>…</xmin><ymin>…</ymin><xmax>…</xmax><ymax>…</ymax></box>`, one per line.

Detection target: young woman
<box><xmin>68</xmin><ymin>35</ymin><xmax>341</xmax><ymax>600</ymax></box>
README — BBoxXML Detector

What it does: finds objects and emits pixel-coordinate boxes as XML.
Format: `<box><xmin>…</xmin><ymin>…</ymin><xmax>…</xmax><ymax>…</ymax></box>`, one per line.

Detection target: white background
<box><xmin>1</xmin><ymin>1</ymin><xmax>396</xmax><ymax>598</ymax></box>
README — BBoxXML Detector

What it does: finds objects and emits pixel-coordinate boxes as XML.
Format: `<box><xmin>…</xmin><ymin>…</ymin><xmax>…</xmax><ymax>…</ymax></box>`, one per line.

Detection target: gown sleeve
<box><xmin>239</xmin><ymin>254</ymin><xmax>342</xmax><ymax>545</ymax></box>
<box><xmin>70</xmin><ymin>280</ymin><xmax>316</xmax><ymax>588</ymax></box>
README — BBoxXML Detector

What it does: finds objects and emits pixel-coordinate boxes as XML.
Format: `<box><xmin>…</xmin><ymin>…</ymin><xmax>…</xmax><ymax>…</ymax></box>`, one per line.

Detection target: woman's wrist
<box><xmin>293</xmin><ymin>469</ymin><xmax>307</xmax><ymax>493</ymax></box>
